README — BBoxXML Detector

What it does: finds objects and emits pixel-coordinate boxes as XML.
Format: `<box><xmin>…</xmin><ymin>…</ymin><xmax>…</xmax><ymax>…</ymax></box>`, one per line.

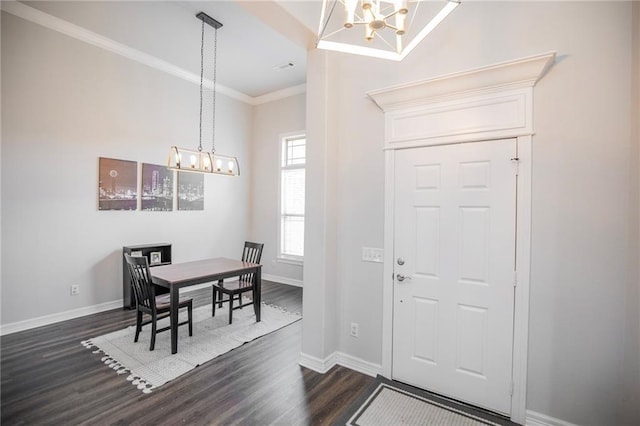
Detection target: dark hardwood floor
<box><xmin>1</xmin><ymin>281</ymin><xmax>374</xmax><ymax>425</ymax></box>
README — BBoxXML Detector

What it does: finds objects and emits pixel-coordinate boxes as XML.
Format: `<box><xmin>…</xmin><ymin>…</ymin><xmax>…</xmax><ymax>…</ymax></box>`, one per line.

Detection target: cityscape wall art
<box><xmin>98</xmin><ymin>157</ymin><xmax>212</xmax><ymax>211</ymax></box>
<box><xmin>98</xmin><ymin>157</ymin><xmax>138</xmax><ymax>210</ymax></box>
<box><xmin>178</xmin><ymin>172</ymin><xmax>205</xmax><ymax>211</ymax></box>
<box><xmin>141</xmin><ymin>163</ymin><xmax>174</xmax><ymax>211</ymax></box>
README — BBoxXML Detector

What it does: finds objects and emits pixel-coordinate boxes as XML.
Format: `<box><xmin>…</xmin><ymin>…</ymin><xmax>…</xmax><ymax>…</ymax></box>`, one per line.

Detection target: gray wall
<box><xmin>1</xmin><ymin>11</ymin><xmax>252</xmax><ymax>324</ymax></box>
<box><xmin>303</xmin><ymin>2</ymin><xmax>639</xmax><ymax>425</ymax></box>
<box><xmin>250</xmin><ymin>94</ymin><xmax>305</xmax><ymax>282</ymax></box>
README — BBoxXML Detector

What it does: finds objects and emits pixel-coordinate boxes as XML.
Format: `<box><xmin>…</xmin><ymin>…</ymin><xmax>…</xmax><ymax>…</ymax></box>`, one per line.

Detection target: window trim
<box><xmin>276</xmin><ymin>255</ymin><xmax>304</xmax><ymax>266</ymax></box>
<box><xmin>277</xmin><ymin>131</ymin><xmax>306</xmax><ymax>262</ymax></box>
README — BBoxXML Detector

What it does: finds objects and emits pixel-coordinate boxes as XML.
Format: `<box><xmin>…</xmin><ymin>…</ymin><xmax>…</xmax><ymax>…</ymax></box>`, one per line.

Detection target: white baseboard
<box><xmin>0</xmin><ymin>299</ymin><xmax>123</xmax><ymax>336</ymax></box>
<box><xmin>0</xmin><ymin>279</ymin><xmax>295</xmax><ymax>337</ymax></box>
<box><xmin>262</xmin><ymin>273</ymin><xmax>303</xmax><ymax>287</ymax></box>
<box><xmin>299</xmin><ymin>352</ymin><xmax>574</xmax><ymax>426</ymax></box>
<box><xmin>526</xmin><ymin>410</ymin><xmax>579</xmax><ymax>426</ymax></box>
<box><xmin>299</xmin><ymin>351</ymin><xmax>382</xmax><ymax>378</ymax></box>
<box><xmin>299</xmin><ymin>351</ymin><xmax>339</xmax><ymax>373</ymax></box>
<box><xmin>336</xmin><ymin>352</ymin><xmax>382</xmax><ymax>377</ymax></box>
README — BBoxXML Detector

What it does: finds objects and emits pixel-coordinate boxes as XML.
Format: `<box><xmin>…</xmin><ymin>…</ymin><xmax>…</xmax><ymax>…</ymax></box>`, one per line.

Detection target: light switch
<box><xmin>362</xmin><ymin>247</ymin><xmax>384</xmax><ymax>263</ymax></box>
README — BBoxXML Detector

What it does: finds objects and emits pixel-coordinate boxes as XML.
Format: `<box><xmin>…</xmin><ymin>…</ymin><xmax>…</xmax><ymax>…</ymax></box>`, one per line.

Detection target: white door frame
<box><xmin>368</xmin><ymin>52</ymin><xmax>555</xmax><ymax>424</ymax></box>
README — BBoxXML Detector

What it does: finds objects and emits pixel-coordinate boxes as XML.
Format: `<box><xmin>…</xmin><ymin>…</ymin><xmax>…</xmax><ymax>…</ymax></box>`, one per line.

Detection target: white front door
<box><xmin>392</xmin><ymin>139</ymin><xmax>517</xmax><ymax>415</ymax></box>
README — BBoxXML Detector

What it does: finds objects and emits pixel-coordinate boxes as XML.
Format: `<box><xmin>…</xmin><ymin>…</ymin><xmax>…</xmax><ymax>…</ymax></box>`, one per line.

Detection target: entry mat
<box><xmin>339</xmin><ymin>375</ymin><xmax>519</xmax><ymax>426</ymax></box>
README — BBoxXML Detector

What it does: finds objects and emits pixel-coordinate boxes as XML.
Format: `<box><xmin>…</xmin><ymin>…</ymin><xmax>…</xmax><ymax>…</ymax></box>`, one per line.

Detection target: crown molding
<box><xmin>1</xmin><ymin>1</ymin><xmax>305</xmax><ymax>105</ymax></box>
<box><xmin>367</xmin><ymin>51</ymin><xmax>556</xmax><ymax>112</ymax></box>
<box><xmin>252</xmin><ymin>84</ymin><xmax>307</xmax><ymax>105</ymax></box>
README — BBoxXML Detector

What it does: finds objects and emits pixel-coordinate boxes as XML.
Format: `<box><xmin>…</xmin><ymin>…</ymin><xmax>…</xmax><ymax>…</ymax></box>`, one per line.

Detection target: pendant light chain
<box><xmin>198</xmin><ymin>19</ymin><xmax>205</xmax><ymax>152</ymax></box>
<box><xmin>167</xmin><ymin>12</ymin><xmax>238</xmax><ymax>177</ymax></box>
<box><xmin>211</xmin><ymin>27</ymin><xmax>218</xmax><ymax>154</ymax></box>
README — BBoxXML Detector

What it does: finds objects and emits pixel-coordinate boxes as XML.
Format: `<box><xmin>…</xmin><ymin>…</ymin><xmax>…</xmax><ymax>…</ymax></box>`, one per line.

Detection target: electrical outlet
<box><xmin>350</xmin><ymin>322</ymin><xmax>359</xmax><ymax>338</ymax></box>
<box><xmin>70</xmin><ymin>285</ymin><xmax>79</xmax><ymax>296</ymax></box>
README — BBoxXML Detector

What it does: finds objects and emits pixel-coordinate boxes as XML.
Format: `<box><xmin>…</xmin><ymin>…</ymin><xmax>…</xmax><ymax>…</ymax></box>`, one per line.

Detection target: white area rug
<box><xmin>81</xmin><ymin>302</ymin><xmax>301</xmax><ymax>393</ymax></box>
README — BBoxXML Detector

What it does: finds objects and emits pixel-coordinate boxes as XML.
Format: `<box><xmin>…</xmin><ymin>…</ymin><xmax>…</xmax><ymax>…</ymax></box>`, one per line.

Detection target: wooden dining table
<box><xmin>150</xmin><ymin>257</ymin><xmax>262</xmax><ymax>354</ymax></box>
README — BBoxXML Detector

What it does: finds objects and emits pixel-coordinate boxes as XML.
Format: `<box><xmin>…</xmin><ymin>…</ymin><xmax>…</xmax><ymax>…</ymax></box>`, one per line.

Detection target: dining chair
<box><xmin>212</xmin><ymin>241</ymin><xmax>264</xmax><ymax>324</ymax></box>
<box><xmin>124</xmin><ymin>253</ymin><xmax>193</xmax><ymax>351</ymax></box>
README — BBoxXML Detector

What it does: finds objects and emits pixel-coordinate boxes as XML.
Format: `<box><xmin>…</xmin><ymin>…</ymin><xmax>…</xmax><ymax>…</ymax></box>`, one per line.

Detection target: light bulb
<box><xmin>365</xmin><ymin>22</ymin><xmax>375</xmax><ymax>40</ymax></box>
<box><xmin>344</xmin><ymin>0</ymin><xmax>357</xmax><ymax>28</ymax></box>
<box><xmin>364</xmin><ymin>3</ymin><xmax>375</xmax><ymax>40</ymax></box>
<box><xmin>216</xmin><ymin>159</ymin><xmax>222</xmax><ymax>171</ymax></box>
<box><xmin>190</xmin><ymin>155</ymin><xmax>197</xmax><ymax>169</ymax></box>
<box><xmin>228</xmin><ymin>161</ymin><xmax>234</xmax><ymax>173</ymax></box>
<box><xmin>395</xmin><ymin>0</ymin><xmax>408</xmax><ymax>14</ymax></box>
<box><xmin>395</xmin><ymin>11</ymin><xmax>406</xmax><ymax>35</ymax></box>
<box><xmin>203</xmin><ymin>157</ymin><xmax>211</xmax><ymax>171</ymax></box>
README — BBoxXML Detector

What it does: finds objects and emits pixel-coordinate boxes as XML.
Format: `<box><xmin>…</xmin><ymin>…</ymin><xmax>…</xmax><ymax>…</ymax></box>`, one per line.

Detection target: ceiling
<box><xmin>20</xmin><ymin>1</ymin><xmax>323</xmax><ymax>100</ymax></box>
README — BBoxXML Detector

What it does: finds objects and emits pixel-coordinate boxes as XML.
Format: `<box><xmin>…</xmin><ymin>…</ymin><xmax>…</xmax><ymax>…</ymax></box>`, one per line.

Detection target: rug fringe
<box><xmin>80</xmin><ymin>302</ymin><xmax>300</xmax><ymax>395</ymax></box>
<box><xmin>260</xmin><ymin>301</ymin><xmax>302</xmax><ymax>317</ymax></box>
<box><xmin>126</xmin><ymin>374</ymin><xmax>154</xmax><ymax>393</ymax></box>
<box><xmin>80</xmin><ymin>340</ymin><xmax>154</xmax><ymax>394</ymax></box>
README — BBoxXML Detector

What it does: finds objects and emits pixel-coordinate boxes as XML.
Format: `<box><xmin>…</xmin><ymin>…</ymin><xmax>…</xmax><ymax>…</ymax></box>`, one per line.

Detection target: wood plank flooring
<box><xmin>1</xmin><ymin>281</ymin><xmax>374</xmax><ymax>425</ymax></box>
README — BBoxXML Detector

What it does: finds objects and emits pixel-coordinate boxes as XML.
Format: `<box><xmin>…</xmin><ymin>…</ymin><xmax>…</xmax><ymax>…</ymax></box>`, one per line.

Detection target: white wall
<box><xmin>301</xmin><ymin>48</ymin><xmax>340</xmax><ymax>363</ymax></box>
<box><xmin>1</xmin><ymin>12</ymin><xmax>251</xmax><ymax>325</ymax></box>
<box><xmin>623</xmin><ymin>2</ymin><xmax>640</xmax><ymax>424</ymax></box>
<box><xmin>526</xmin><ymin>3</ymin><xmax>632</xmax><ymax>423</ymax></box>
<box><xmin>250</xmin><ymin>93</ymin><xmax>305</xmax><ymax>283</ymax></box>
<box><xmin>302</xmin><ymin>2</ymin><xmax>638</xmax><ymax>425</ymax></box>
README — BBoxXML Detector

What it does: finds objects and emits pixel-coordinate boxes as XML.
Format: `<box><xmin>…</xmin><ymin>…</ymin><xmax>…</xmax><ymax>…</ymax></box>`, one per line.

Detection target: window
<box><xmin>279</xmin><ymin>134</ymin><xmax>305</xmax><ymax>260</ymax></box>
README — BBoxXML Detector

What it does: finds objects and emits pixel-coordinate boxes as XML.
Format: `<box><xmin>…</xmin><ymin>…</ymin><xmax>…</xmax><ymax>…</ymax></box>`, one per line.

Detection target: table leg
<box><xmin>253</xmin><ymin>268</ymin><xmax>262</xmax><ymax>322</ymax></box>
<box><xmin>170</xmin><ymin>285</ymin><xmax>179</xmax><ymax>354</ymax></box>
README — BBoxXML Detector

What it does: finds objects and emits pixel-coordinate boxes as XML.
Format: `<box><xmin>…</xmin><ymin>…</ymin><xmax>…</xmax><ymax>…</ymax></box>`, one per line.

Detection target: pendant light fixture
<box><xmin>317</xmin><ymin>0</ymin><xmax>460</xmax><ymax>61</ymax></box>
<box><xmin>168</xmin><ymin>12</ymin><xmax>240</xmax><ymax>176</ymax></box>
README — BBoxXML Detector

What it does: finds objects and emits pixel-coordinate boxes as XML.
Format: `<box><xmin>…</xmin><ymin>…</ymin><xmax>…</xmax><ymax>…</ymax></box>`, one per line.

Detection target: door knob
<box><xmin>396</xmin><ymin>273</ymin><xmax>411</xmax><ymax>282</ymax></box>
<box><xmin>397</xmin><ymin>257</ymin><xmax>405</xmax><ymax>265</ymax></box>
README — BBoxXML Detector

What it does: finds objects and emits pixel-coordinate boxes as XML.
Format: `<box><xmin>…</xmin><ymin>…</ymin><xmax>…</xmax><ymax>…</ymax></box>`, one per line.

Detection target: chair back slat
<box><xmin>240</xmin><ymin>241</ymin><xmax>264</xmax><ymax>283</ymax></box>
<box><xmin>124</xmin><ymin>254</ymin><xmax>156</xmax><ymax>312</ymax></box>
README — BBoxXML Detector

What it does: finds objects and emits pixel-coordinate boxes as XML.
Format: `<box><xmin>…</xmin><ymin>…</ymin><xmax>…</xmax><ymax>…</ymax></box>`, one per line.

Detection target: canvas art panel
<box><xmin>178</xmin><ymin>172</ymin><xmax>204</xmax><ymax>211</ymax></box>
<box><xmin>98</xmin><ymin>157</ymin><xmax>137</xmax><ymax>210</ymax></box>
<box><xmin>141</xmin><ymin>163</ymin><xmax>174</xmax><ymax>211</ymax></box>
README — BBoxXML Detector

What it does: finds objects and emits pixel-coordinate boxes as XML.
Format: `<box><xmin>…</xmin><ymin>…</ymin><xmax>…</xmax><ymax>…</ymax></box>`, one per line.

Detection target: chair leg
<box><xmin>252</xmin><ymin>290</ymin><xmax>259</xmax><ymax>318</ymax></box>
<box><xmin>150</xmin><ymin>312</ymin><xmax>157</xmax><ymax>351</ymax></box>
<box><xmin>188</xmin><ymin>302</ymin><xmax>193</xmax><ymax>337</ymax></box>
<box><xmin>134</xmin><ymin>310</ymin><xmax>142</xmax><ymax>343</ymax></box>
<box><xmin>212</xmin><ymin>287</ymin><xmax>217</xmax><ymax>317</ymax></box>
<box><xmin>217</xmin><ymin>280</ymin><xmax>224</xmax><ymax>308</ymax></box>
<box><xmin>228</xmin><ymin>293</ymin><xmax>233</xmax><ymax>324</ymax></box>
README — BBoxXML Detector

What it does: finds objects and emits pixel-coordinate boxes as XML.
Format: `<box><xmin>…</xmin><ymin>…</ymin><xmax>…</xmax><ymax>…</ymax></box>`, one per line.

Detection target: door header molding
<box><xmin>367</xmin><ymin>51</ymin><xmax>556</xmax><ymax>112</ymax></box>
<box><xmin>367</xmin><ymin>52</ymin><xmax>556</xmax><ymax>150</ymax></box>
